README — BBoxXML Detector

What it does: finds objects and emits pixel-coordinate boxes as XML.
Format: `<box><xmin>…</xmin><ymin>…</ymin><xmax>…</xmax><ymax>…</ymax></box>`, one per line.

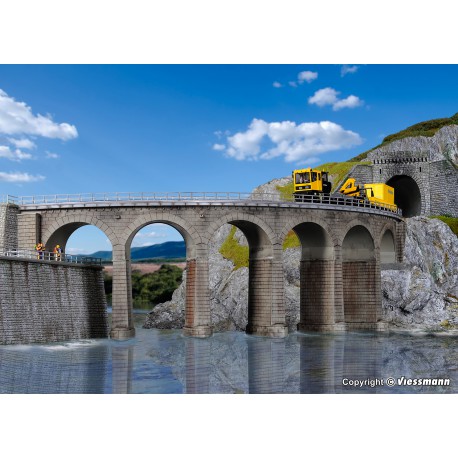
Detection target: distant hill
<box><xmin>350</xmin><ymin>112</ymin><xmax>458</xmax><ymax>162</ymax></box>
<box><xmin>85</xmin><ymin>240</ymin><xmax>186</xmax><ymax>261</ymax></box>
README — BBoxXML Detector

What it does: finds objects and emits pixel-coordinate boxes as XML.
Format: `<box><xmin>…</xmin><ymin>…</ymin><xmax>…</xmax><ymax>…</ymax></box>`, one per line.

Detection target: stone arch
<box><xmin>123</xmin><ymin>211</ymin><xmax>201</xmax><ymax>259</ymax></box>
<box><xmin>205</xmin><ymin>211</ymin><xmax>277</xmax><ymax>251</ymax></box>
<box><xmin>279</xmin><ymin>215</ymin><xmax>340</xmax><ymax>252</ymax></box>
<box><xmin>42</xmin><ymin>214</ymin><xmax>119</xmax><ymax>253</ymax></box>
<box><xmin>338</xmin><ymin>218</ymin><xmax>377</xmax><ymax>249</ymax></box>
<box><xmin>386</xmin><ymin>174</ymin><xmax>422</xmax><ymax>217</ymax></box>
<box><xmin>286</xmin><ymin>221</ymin><xmax>336</xmax><ymax>332</ymax></box>
<box><xmin>342</xmin><ymin>225</ymin><xmax>378</xmax><ymax>325</ymax></box>
<box><xmin>207</xmin><ymin>211</ymin><xmax>286</xmax><ymax>337</ymax></box>
<box><xmin>380</xmin><ymin>229</ymin><xmax>396</xmax><ymax>264</ymax></box>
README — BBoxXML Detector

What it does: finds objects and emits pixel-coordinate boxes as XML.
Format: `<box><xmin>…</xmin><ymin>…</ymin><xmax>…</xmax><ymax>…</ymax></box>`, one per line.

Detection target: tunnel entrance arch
<box><xmin>386</xmin><ymin>175</ymin><xmax>421</xmax><ymax>217</ymax></box>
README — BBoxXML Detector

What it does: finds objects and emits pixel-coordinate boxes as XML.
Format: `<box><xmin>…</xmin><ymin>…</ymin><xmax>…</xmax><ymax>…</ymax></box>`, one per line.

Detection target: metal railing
<box><xmin>16</xmin><ymin>191</ymin><xmax>270</xmax><ymax>205</ymax></box>
<box><xmin>290</xmin><ymin>193</ymin><xmax>402</xmax><ymax>215</ymax></box>
<box><xmin>0</xmin><ymin>195</ymin><xmax>18</xmax><ymax>204</ymax></box>
<box><xmin>0</xmin><ymin>249</ymin><xmax>102</xmax><ymax>266</ymax></box>
<box><xmin>4</xmin><ymin>191</ymin><xmax>402</xmax><ymax>215</ymax></box>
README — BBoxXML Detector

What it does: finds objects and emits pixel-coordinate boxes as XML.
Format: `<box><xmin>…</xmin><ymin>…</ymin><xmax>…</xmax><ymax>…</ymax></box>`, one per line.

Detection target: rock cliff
<box><xmin>368</xmin><ymin>125</ymin><xmax>458</xmax><ymax>166</ymax></box>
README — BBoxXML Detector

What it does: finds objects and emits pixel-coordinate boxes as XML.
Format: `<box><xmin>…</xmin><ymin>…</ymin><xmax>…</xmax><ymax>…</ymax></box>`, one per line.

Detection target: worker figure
<box><xmin>53</xmin><ymin>245</ymin><xmax>62</xmax><ymax>261</ymax></box>
<box><xmin>35</xmin><ymin>242</ymin><xmax>45</xmax><ymax>260</ymax></box>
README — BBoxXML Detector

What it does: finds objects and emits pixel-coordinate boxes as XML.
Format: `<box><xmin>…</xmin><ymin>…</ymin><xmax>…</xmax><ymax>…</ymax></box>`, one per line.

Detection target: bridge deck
<box><xmin>3</xmin><ymin>192</ymin><xmax>403</xmax><ymax>220</ymax></box>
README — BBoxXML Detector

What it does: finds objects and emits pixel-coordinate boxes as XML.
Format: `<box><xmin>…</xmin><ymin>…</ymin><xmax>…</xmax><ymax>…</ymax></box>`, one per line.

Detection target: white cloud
<box><xmin>8</xmin><ymin>138</ymin><xmax>36</xmax><ymax>149</ymax></box>
<box><xmin>134</xmin><ymin>230</ymin><xmax>166</xmax><ymax>239</ymax></box>
<box><xmin>0</xmin><ymin>171</ymin><xmax>45</xmax><ymax>182</ymax></box>
<box><xmin>308</xmin><ymin>87</ymin><xmax>364</xmax><ymax>111</ymax></box>
<box><xmin>272</xmin><ymin>81</ymin><xmax>283</xmax><ymax>88</ymax></box>
<box><xmin>341</xmin><ymin>65</ymin><xmax>359</xmax><ymax>76</ymax></box>
<box><xmin>0</xmin><ymin>89</ymin><xmax>78</xmax><ymax>140</ymax></box>
<box><xmin>288</xmin><ymin>81</ymin><xmax>297</xmax><ymax>88</ymax></box>
<box><xmin>0</xmin><ymin>145</ymin><xmax>33</xmax><ymax>161</ymax></box>
<box><xmin>308</xmin><ymin>87</ymin><xmax>339</xmax><ymax>107</ymax></box>
<box><xmin>45</xmin><ymin>151</ymin><xmax>60</xmax><ymax>159</ymax></box>
<box><xmin>212</xmin><ymin>143</ymin><xmax>225</xmax><ymax>151</ymax></box>
<box><xmin>298</xmin><ymin>71</ymin><xmax>318</xmax><ymax>83</ymax></box>
<box><xmin>131</xmin><ymin>229</ymin><xmax>169</xmax><ymax>247</ymax></box>
<box><xmin>332</xmin><ymin>95</ymin><xmax>364</xmax><ymax>111</ymax></box>
<box><xmin>216</xmin><ymin>118</ymin><xmax>362</xmax><ymax>163</ymax></box>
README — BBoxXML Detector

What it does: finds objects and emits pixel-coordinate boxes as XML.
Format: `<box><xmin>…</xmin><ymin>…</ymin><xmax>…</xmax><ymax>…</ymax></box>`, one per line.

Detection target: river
<box><xmin>0</xmin><ymin>310</ymin><xmax>457</xmax><ymax>394</ymax></box>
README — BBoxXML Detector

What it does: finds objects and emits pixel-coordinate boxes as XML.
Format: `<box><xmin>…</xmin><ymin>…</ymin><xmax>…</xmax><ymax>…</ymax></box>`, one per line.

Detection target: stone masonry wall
<box><xmin>429</xmin><ymin>160</ymin><xmax>458</xmax><ymax>217</ymax></box>
<box><xmin>0</xmin><ymin>257</ymin><xmax>108</xmax><ymax>345</ymax></box>
<box><xmin>364</xmin><ymin>126</ymin><xmax>458</xmax><ymax>217</ymax></box>
<box><xmin>337</xmin><ymin>164</ymin><xmax>373</xmax><ymax>191</ymax></box>
<box><xmin>0</xmin><ymin>204</ymin><xmax>19</xmax><ymax>251</ymax></box>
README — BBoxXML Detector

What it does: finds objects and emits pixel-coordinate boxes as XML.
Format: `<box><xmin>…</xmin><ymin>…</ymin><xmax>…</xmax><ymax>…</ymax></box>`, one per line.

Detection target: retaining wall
<box><xmin>0</xmin><ymin>257</ymin><xmax>108</xmax><ymax>345</ymax></box>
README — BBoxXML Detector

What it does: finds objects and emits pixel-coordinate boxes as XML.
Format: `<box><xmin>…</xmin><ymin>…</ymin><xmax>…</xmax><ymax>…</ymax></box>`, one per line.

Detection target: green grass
<box><xmin>283</xmin><ymin>230</ymin><xmax>300</xmax><ymax>249</ymax></box>
<box><xmin>349</xmin><ymin>113</ymin><xmax>458</xmax><ymax>161</ymax></box>
<box><xmin>219</xmin><ymin>226</ymin><xmax>301</xmax><ymax>268</ymax></box>
<box><xmin>276</xmin><ymin>181</ymin><xmax>294</xmax><ymax>201</ymax></box>
<box><xmin>219</xmin><ymin>226</ymin><xmax>249</xmax><ymax>269</ymax></box>
<box><xmin>430</xmin><ymin>216</ymin><xmax>458</xmax><ymax>237</ymax></box>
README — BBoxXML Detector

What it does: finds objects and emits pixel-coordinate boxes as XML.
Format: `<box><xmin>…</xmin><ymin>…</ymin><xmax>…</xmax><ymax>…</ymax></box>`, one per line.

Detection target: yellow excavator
<box><xmin>292</xmin><ymin>168</ymin><xmax>397</xmax><ymax>211</ymax></box>
<box><xmin>338</xmin><ymin>178</ymin><xmax>397</xmax><ymax>211</ymax></box>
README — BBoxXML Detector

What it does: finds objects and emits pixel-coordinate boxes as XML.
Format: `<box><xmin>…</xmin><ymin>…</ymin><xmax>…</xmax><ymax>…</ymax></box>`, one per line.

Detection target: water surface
<box><xmin>0</xmin><ymin>312</ymin><xmax>457</xmax><ymax>394</ymax></box>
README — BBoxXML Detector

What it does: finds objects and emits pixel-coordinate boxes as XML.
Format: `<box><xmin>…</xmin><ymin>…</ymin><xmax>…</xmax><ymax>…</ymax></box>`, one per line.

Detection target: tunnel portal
<box><xmin>386</xmin><ymin>175</ymin><xmax>421</xmax><ymax>217</ymax></box>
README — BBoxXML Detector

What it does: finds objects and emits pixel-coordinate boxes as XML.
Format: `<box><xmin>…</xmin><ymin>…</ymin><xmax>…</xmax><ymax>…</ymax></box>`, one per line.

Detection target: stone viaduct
<box><xmin>2</xmin><ymin>193</ymin><xmax>405</xmax><ymax>339</ymax></box>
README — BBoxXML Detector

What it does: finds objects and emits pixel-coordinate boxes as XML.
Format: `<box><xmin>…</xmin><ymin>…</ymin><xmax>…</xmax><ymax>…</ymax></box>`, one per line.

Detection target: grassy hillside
<box><xmin>430</xmin><ymin>216</ymin><xmax>458</xmax><ymax>237</ymax></box>
<box><xmin>350</xmin><ymin>112</ymin><xmax>458</xmax><ymax>161</ymax></box>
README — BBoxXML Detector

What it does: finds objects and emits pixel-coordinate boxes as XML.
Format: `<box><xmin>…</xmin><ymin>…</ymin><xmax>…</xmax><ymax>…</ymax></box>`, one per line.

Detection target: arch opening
<box><xmin>380</xmin><ymin>230</ymin><xmax>396</xmax><ymax>264</ymax></box>
<box><xmin>290</xmin><ymin>222</ymin><xmax>335</xmax><ymax>331</ymax></box>
<box><xmin>386</xmin><ymin>175</ymin><xmax>421</xmax><ymax>217</ymax></box>
<box><xmin>342</xmin><ymin>225</ymin><xmax>377</xmax><ymax>325</ymax></box>
<box><xmin>64</xmin><ymin>224</ymin><xmax>113</xmax><ymax>304</ymax></box>
<box><xmin>128</xmin><ymin>223</ymin><xmax>186</xmax><ymax>311</ymax></box>
<box><xmin>211</xmin><ymin>218</ymin><xmax>286</xmax><ymax>336</ymax></box>
<box><xmin>226</xmin><ymin>220</ymin><xmax>274</xmax><ymax>334</ymax></box>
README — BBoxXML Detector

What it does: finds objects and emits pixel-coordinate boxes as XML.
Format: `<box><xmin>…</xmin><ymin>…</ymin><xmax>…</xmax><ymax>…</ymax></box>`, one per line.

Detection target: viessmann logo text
<box><xmin>342</xmin><ymin>377</ymin><xmax>450</xmax><ymax>388</ymax></box>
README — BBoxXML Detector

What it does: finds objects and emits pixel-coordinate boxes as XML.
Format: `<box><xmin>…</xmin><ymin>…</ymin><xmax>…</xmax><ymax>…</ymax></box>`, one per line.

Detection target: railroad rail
<box><xmin>1</xmin><ymin>191</ymin><xmax>402</xmax><ymax>216</ymax></box>
<box><xmin>0</xmin><ymin>249</ymin><xmax>102</xmax><ymax>266</ymax></box>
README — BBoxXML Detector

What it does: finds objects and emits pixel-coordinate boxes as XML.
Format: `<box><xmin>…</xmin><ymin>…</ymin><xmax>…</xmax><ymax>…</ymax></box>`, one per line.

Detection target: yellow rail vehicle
<box><xmin>339</xmin><ymin>178</ymin><xmax>397</xmax><ymax>211</ymax></box>
<box><xmin>292</xmin><ymin>168</ymin><xmax>332</xmax><ymax>196</ymax></box>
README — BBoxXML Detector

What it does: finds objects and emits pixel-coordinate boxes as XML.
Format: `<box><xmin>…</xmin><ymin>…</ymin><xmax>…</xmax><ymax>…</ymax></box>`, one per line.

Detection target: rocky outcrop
<box><xmin>382</xmin><ymin>217</ymin><xmax>458</xmax><ymax>330</ymax></box>
<box><xmin>368</xmin><ymin>125</ymin><xmax>458</xmax><ymax>166</ymax></box>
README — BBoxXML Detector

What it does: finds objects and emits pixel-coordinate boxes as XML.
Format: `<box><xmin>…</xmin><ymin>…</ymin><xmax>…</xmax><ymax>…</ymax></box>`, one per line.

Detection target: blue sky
<box><xmin>1</xmin><ymin>64</ymin><xmax>457</xmax><ymax>253</ymax></box>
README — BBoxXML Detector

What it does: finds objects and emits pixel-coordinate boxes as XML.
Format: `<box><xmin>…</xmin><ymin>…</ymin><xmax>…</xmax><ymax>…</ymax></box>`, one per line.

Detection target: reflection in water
<box><xmin>0</xmin><ymin>326</ymin><xmax>457</xmax><ymax>394</ymax></box>
<box><xmin>112</xmin><ymin>345</ymin><xmax>135</xmax><ymax>394</ymax></box>
<box><xmin>185</xmin><ymin>338</ymin><xmax>210</xmax><ymax>394</ymax></box>
<box><xmin>0</xmin><ymin>342</ymin><xmax>109</xmax><ymax>394</ymax></box>
<box><xmin>247</xmin><ymin>337</ymin><xmax>286</xmax><ymax>394</ymax></box>
<box><xmin>299</xmin><ymin>334</ymin><xmax>383</xmax><ymax>393</ymax></box>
